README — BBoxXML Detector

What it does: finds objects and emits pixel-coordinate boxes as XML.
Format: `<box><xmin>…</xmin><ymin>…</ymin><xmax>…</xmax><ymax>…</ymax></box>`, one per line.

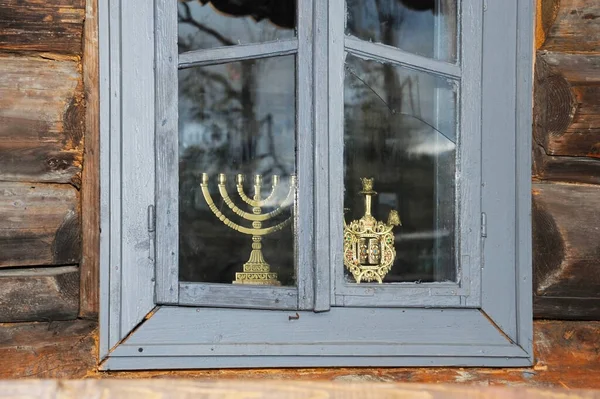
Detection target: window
<box><xmin>99</xmin><ymin>0</ymin><xmax>534</xmax><ymax>369</ymax></box>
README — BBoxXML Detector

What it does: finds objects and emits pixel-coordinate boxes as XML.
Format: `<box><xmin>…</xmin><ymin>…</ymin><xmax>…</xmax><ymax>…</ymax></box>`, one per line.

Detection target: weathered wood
<box><xmin>532</xmin><ymin>182</ymin><xmax>600</xmax><ymax>319</ymax></box>
<box><xmin>542</xmin><ymin>0</ymin><xmax>600</xmax><ymax>53</ymax></box>
<box><xmin>1</xmin><ymin>320</ymin><xmax>599</xmax><ymax>389</ymax></box>
<box><xmin>533</xmin><ymin>145</ymin><xmax>600</xmax><ymax>185</ymax></box>
<box><xmin>535</xmin><ymin>297</ymin><xmax>600</xmax><ymax>320</ymax></box>
<box><xmin>0</xmin><ymin>266</ymin><xmax>79</xmax><ymax>322</ymax></box>
<box><xmin>80</xmin><ymin>0</ymin><xmax>99</xmax><ymax>318</ymax></box>
<box><xmin>533</xmin><ymin>52</ymin><xmax>600</xmax><ymax>159</ymax></box>
<box><xmin>0</xmin><ymin>380</ymin><xmax>599</xmax><ymax>399</ymax></box>
<box><xmin>0</xmin><ymin>0</ymin><xmax>85</xmax><ymax>55</ymax></box>
<box><xmin>0</xmin><ymin>55</ymin><xmax>84</xmax><ymax>185</ymax></box>
<box><xmin>535</xmin><ymin>0</ymin><xmax>560</xmax><ymax>48</ymax></box>
<box><xmin>0</xmin><ymin>182</ymin><xmax>81</xmax><ymax>267</ymax></box>
<box><xmin>0</xmin><ymin>319</ymin><xmax>96</xmax><ymax>379</ymax></box>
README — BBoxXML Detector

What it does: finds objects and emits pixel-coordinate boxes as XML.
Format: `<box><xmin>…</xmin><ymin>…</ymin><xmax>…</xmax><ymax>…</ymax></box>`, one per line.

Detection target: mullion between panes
<box><xmin>178</xmin><ymin>39</ymin><xmax>299</xmax><ymax>69</ymax></box>
<box><xmin>344</xmin><ymin>36</ymin><xmax>461</xmax><ymax>80</ymax></box>
<box><xmin>295</xmin><ymin>0</ymin><xmax>315</xmax><ymax>310</ymax></box>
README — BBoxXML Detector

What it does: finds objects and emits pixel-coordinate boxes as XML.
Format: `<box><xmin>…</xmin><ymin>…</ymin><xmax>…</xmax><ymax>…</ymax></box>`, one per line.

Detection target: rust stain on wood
<box><xmin>536</xmin><ymin>0</ymin><xmax>560</xmax><ymax>49</ymax></box>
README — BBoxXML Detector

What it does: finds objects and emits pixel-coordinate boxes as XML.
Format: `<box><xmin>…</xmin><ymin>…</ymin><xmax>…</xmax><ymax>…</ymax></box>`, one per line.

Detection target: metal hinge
<box><xmin>147</xmin><ymin>205</ymin><xmax>156</xmax><ymax>262</ymax></box>
<box><xmin>481</xmin><ymin>212</ymin><xmax>487</xmax><ymax>238</ymax></box>
<box><xmin>147</xmin><ymin>205</ymin><xmax>156</xmax><ymax>233</ymax></box>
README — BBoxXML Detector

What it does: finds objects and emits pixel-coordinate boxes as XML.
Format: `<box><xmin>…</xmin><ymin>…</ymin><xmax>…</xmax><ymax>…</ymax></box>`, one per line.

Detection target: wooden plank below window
<box><xmin>0</xmin><ymin>320</ymin><xmax>597</xmax><ymax>388</ymax></box>
<box><xmin>0</xmin><ymin>380</ymin><xmax>599</xmax><ymax>398</ymax></box>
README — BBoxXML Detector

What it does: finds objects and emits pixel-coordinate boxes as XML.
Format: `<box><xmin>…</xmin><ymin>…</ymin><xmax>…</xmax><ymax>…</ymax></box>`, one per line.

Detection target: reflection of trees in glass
<box><xmin>178</xmin><ymin>1</ymin><xmax>294</xmax><ymax>177</ymax></box>
<box><xmin>346</xmin><ymin>0</ymin><xmax>456</xmax><ymax>63</ymax></box>
<box><xmin>343</xmin><ymin>57</ymin><xmax>457</xmax><ymax>281</ymax></box>
<box><xmin>177</xmin><ymin>1</ymin><xmax>296</xmax><ymax>283</ymax></box>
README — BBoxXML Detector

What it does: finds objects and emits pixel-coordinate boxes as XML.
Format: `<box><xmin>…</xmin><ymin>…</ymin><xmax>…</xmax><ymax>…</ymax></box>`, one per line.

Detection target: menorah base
<box><xmin>233</xmin><ymin>272</ymin><xmax>281</xmax><ymax>286</ymax></box>
<box><xmin>232</xmin><ymin>259</ymin><xmax>281</xmax><ymax>285</ymax></box>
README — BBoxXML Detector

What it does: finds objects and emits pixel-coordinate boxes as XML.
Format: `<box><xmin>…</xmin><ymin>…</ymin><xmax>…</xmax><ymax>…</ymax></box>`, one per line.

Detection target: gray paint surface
<box><xmin>155</xmin><ymin>0</ymin><xmax>179</xmax><ymax>305</ymax></box>
<box><xmin>481</xmin><ymin>0</ymin><xmax>519</xmax><ymax>342</ymax></box>
<box><xmin>99</xmin><ymin>0</ymin><xmax>534</xmax><ymax>369</ymax></box>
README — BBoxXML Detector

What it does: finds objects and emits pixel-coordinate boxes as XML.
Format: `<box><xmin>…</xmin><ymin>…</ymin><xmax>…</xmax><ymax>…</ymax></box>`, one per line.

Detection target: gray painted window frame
<box><xmin>99</xmin><ymin>0</ymin><xmax>534</xmax><ymax>369</ymax></box>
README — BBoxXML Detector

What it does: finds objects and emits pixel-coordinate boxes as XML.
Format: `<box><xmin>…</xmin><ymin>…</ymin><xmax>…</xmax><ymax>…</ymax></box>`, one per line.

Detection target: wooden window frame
<box><xmin>99</xmin><ymin>0</ymin><xmax>534</xmax><ymax>369</ymax></box>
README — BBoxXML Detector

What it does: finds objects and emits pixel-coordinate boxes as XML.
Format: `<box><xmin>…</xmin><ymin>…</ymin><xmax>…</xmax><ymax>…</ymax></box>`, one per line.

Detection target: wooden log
<box><xmin>533</xmin><ymin>145</ymin><xmax>600</xmax><ymax>185</ymax></box>
<box><xmin>0</xmin><ymin>319</ymin><xmax>96</xmax><ymax>379</ymax></box>
<box><xmin>535</xmin><ymin>297</ymin><xmax>600</xmax><ymax>320</ymax></box>
<box><xmin>80</xmin><ymin>0</ymin><xmax>99</xmax><ymax>318</ymax></box>
<box><xmin>532</xmin><ymin>182</ymin><xmax>600</xmax><ymax>319</ymax></box>
<box><xmin>0</xmin><ymin>54</ymin><xmax>84</xmax><ymax>185</ymax></box>
<box><xmin>0</xmin><ymin>0</ymin><xmax>85</xmax><ymax>55</ymax></box>
<box><xmin>533</xmin><ymin>52</ymin><xmax>600</xmax><ymax>158</ymax></box>
<box><xmin>0</xmin><ymin>182</ymin><xmax>80</xmax><ymax>267</ymax></box>
<box><xmin>542</xmin><ymin>0</ymin><xmax>600</xmax><ymax>53</ymax></box>
<box><xmin>0</xmin><ymin>266</ymin><xmax>79</xmax><ymax>322</ymax></box>
<box><xmin>0</xmin><ymin>380</ymin><xmax>598</xmax><ymax>399</ymax></box>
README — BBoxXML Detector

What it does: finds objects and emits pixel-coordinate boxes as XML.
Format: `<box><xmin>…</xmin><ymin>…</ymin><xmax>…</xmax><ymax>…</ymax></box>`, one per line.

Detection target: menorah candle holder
<box><xmin>343</xmin><ymin>177</ymin><xmax>402</xmax><ymax>283</ymax></box>
<box><xmin>200</xmin><ymin>173</ymin><xmax>296</xmax><ymax>285</ymax></box>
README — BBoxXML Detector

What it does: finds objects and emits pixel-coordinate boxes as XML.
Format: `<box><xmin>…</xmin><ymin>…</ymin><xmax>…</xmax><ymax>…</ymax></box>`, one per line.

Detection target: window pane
<box><xmin>346</xmin><ymin>0</ymin><xmax>457</xmax><ymax>63</ymax></box>
<box><xmin>178</xmin><ymin>0</ymin><xmax>296</xmax><ymax>53</ymax></box>
<box><xmin>179</xmin><ymin>56</ymin><xmax>297</xmax><ymax>286</ymax></box>
<box><xmin>343</xmin><ymin>54</ymin><xmax>457</xmax><ymax>284</ymax></box>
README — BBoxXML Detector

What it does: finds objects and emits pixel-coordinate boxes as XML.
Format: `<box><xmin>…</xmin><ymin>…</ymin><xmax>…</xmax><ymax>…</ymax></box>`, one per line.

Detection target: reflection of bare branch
<box><xmin>178</xmin><ymin>1</ymin><xmax>235</xmax><ymax>46</ymax></box>
<box><xmin>196</xmin><ymin>69</ymin><xmax>240</xmax><ymax>99</ymax></box>
<box><xmin>178</xmin><ymin>35</ymin><xmax>192</xmax><ymax>52</ymax></box>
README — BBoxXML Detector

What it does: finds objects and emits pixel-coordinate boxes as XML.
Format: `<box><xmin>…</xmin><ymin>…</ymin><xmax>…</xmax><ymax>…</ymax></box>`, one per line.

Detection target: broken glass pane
<box><xmin>343</xmin><ymin>54</ymin><xmax>457</xmax><ymax>283</ymax></box>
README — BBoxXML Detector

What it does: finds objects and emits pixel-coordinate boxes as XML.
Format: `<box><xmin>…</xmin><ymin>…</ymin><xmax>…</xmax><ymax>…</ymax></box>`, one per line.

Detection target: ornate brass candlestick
<box><xmin>200</xmin><ymin>173</ymin><xmax>295</xmax><ymax>285</ymax></box>
<box><xmin>343</xmin><ymin>178</ymin><xmax>401</xmax><ymax>283</ymax></box>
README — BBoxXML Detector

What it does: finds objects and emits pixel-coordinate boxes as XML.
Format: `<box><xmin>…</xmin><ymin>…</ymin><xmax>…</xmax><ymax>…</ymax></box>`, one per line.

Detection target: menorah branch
<box><xmin>200</xmin><ymin>173</ymin><xmax>296</xmax><ymax>285</ymax></box>
<box><xmin>218</xmin><ymin>182</ymin><xmax>294</xmax><ymax>222</ymax></box>
<box><xmin>235</xmin><ymin>174</ymin><xmax>280</xmax><ymax>207</ymax></box>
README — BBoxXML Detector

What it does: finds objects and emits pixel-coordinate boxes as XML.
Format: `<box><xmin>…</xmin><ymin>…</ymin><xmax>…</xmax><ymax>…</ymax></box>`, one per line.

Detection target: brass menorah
<box><xmin>200</xmin><ymin>173</ymin><xmax>296</xmax><ymax>285</ymax></box>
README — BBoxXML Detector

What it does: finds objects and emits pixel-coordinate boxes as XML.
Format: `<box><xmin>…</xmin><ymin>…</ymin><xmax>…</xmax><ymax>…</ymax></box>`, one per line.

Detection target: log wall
<box><xmin>533</xmin><ymin>0</ymin><xmax>600</xmax><ymax>319</ymax></box>
<box><xmin>0</xmin><ymin>0</ymin><xmax>599</xmax><ymax>327</ymax></box>
<box><xmin>0</xmin><ymin>0</ymin><xmax>85</xmax><ymax>322</ymax></box>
